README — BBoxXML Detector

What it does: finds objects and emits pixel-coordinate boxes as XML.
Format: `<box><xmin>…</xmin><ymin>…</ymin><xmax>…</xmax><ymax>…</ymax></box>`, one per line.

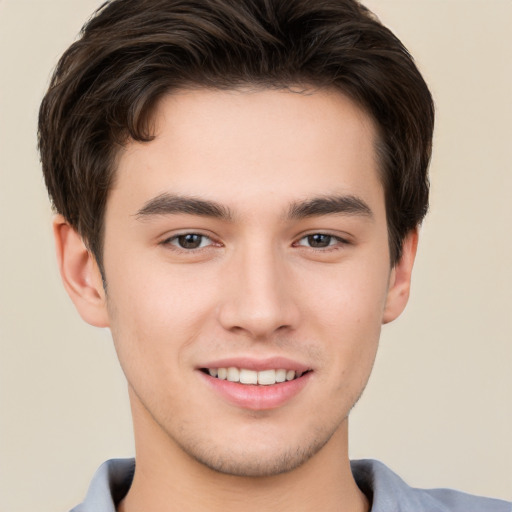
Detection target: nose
<box><xmin>217</xmin><ymin>243</ymin><xmax>300</xmax><ymax>339</ymax></box>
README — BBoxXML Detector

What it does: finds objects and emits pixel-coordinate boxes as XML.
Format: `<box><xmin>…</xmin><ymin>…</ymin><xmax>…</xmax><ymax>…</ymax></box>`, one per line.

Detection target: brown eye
<box><xmin>306</xmin><ymin>234</ymin><xmax>333</xmax><ymax>248</ymax></box>
<box><xmin>166</xmin><ymin>233</ymin><xmax>212</xmax><ymax>250</ymax></box>
<box><xmin>295</xmin><ymin>233</ymin><xmax>348</xmax><ymax>250</ymax></box>
<box><xmin>177</xmin><ymin>234</ymin><xmax>203</xmax><ymax>249</ymax></box>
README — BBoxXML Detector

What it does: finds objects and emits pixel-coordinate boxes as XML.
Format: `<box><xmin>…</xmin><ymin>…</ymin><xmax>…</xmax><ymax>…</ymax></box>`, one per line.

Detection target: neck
<box><xmin>119</xmin><ymin>394</ymin><xmax>369</xmax><ymax>512</ymax></box>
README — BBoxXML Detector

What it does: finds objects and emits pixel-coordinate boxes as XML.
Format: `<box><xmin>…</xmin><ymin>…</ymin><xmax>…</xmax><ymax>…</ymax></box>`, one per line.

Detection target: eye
<box><xmin>164</xmin><ymin>233</ymin><xmax>214</xmax><ymax>250</ymax></box>
<box><xmin>295</xmin><ymin>233</ymin><xmax>346</xmax><ymax>249</ymax></box>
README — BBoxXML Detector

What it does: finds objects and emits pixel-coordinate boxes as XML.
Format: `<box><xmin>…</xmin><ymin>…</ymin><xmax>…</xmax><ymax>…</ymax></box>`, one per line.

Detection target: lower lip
<box><xmin>198</xmin><ymin>371</ymin><xmax>312</xmax><ymax>411</ymax></box>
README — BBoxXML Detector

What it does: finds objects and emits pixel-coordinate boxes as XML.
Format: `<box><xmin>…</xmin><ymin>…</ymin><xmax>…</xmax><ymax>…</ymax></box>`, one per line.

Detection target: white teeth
<box><xmin>286</xmin><ymin>370</ymin><xmax>296</xmax><ymax>381</ymax></box>
<box><xmin>227</xmin><ymin>367</ymin><xmax>239</xmax><ymax>382</ymax></box>
<box><xmin>257</xmin><ymin>369</ymin><xmax>276</xmax><ymax>385</ymax></box>
<box><xmin>207</xmin><ymin>367</ymin><xmax>306</xmax><ymax>385</ymax></box>
<box><xmin>239</xmin><ymin>369</ymin><xmax>258</xmax><ymax>384</ymax></box>
<box><xmin>275</xmin><ymin>369</ymin><xmax>286</xmax><ymax>383</ymax></box>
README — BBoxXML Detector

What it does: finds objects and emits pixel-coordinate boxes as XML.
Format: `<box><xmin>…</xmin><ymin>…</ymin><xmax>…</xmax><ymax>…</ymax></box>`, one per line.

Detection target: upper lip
<box><xmin>198</xmin><ymin>356</ymin><xmax>311</xmax><ymax>373</ymax></box>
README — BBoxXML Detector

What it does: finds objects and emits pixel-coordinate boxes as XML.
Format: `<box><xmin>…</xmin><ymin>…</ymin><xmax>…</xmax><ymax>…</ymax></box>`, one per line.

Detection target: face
<box><xmin>86</xmin><ymin>88</ymin><xmax>412</xmax><ymax>476</ymax></box>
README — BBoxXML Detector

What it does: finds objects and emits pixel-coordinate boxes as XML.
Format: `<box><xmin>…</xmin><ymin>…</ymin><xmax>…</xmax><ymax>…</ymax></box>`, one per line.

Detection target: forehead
<box><xmin>111</xmin><ymin>87</ymin><xmax>383</xmax><ymax>218</ymax></box>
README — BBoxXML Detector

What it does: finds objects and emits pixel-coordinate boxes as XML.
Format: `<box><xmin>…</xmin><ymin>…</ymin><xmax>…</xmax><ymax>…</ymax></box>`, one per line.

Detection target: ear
<box><xmin>53</xmin><ymin>215</ymin><xmax>110</xmax><ymax>327</ymax></box>
<box><xmin>382</xmin><ymin>229</ymin><xmax>419</xmax><ymax>324</ymax></box>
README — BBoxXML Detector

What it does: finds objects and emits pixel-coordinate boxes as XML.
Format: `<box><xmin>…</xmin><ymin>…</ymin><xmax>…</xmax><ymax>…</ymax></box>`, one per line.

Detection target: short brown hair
<box><xmin>38</xmin><ymin>0</ymin><xmax>434</xmax><ymax>268</ymax></box>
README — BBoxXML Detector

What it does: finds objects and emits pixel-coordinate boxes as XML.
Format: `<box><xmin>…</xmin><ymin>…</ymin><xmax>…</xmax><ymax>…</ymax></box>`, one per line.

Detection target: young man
<box><xmin>37</xmin><ymin>1</ymin><xmax>511</xmax><ymax>511</ymax></box>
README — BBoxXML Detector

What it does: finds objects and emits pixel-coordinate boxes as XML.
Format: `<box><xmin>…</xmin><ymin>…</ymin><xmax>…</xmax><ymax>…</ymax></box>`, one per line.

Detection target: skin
<box><xmin>54</xmin><ymin>88</ymin><xmax>417</xmax><ymax>512</ymax></box>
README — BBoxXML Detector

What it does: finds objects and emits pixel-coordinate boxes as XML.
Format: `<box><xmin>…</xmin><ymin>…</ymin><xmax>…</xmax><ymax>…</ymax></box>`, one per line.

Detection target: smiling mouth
<box><xmin>201</xmin><ymin>367</ymin><xmax>311</xmax><ymax>386</ymax></box>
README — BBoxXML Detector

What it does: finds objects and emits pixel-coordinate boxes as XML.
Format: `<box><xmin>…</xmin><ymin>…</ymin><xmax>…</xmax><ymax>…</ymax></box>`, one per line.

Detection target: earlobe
<box><xmin>53</xmin><ymin>215</ymin><xmax>110</xmax><ymax>327</ymax></box>
<box><xmin>382</xmin><ymin>229</ymin><xmax>419</xmax><ymax>324</ymax></box>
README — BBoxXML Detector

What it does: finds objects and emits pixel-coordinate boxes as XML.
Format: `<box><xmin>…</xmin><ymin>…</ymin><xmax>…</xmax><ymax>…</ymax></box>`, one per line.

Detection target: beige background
<box><xmin>0</xmin><ymin>1</ymin><xmax>511</xmax><ymax>510</ymax></box>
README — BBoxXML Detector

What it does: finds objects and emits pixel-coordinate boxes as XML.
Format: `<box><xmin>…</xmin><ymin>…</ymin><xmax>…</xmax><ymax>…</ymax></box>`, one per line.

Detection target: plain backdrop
<box><xmin>0</xmin><ymin>1</ymin><xmax>511</xmax><ymax>511</ymax></box>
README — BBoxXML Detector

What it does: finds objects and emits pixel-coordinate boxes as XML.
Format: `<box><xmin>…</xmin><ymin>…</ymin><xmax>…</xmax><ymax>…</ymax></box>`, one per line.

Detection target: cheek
<box><xmin>298</xmin><ymin>256</ymin><xmax>390</xmax><ymax>328</ymax></box>
<box><xmin>104</xmin><ymin>259</ymin><xmax>219</xmax><ymax>377</ymax></box>
<box><xmin>296</xmin><ymin>258</ymin><xmax>389</xmax><ymax>380</ymax></box>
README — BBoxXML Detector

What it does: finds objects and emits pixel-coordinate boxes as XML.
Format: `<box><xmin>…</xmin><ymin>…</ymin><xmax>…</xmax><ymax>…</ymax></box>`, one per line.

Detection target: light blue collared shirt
<box><xmin>70</xmin><ymin>458</ymin><xmax>511</xmax><ymax>512</ymax></box>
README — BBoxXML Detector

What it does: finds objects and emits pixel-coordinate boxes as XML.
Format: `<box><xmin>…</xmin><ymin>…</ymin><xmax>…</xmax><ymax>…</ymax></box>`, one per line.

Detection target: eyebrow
<box><xmin>287</xmin><ymin>195</ymin><xmax>373</xmax><ymax>220</ymax></box>
<box><xmin>135</xmin><ymin>192</ymin><xmax>373</xmax><ymax>222</ymax></box>
<box><xmin>135</xmin><ymin>193</ymin><xmax>233</xmax><ymax>221</ymax></box>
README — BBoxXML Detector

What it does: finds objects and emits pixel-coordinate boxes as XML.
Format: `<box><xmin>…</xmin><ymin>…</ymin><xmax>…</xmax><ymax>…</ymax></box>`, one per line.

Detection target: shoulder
<box><xmin>351</xmin><ymin>459</ymin><xmax>511</xmax><ymax>512</ymax></box>
<box><xmin>70</xmin><ymin>458</ymin><xmax>135</xmax><ymax>512</ymax></box>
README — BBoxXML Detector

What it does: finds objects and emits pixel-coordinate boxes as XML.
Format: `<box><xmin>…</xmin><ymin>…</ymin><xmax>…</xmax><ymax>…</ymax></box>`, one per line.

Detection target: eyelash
<box><xmin>162</xmin><ymin>233</ymin><xmax>217</xmax><ymax>251</ymax></box>
<box><xmin>294</xmin><ymin>233</ymin><xmax>349</xmax><ymax>250</ymax></box>
<box><xmin>161</xmin><ymin>232</ymin><xmax>349</xmax><ymax>252</ymax></box>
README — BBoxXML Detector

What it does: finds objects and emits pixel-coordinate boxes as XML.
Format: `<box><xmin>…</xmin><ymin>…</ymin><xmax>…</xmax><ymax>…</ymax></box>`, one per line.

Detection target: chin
<box><xmin>181</xmin><ymin>426</ymin><xmax>338</xmax><ymax>477</ymax></box>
